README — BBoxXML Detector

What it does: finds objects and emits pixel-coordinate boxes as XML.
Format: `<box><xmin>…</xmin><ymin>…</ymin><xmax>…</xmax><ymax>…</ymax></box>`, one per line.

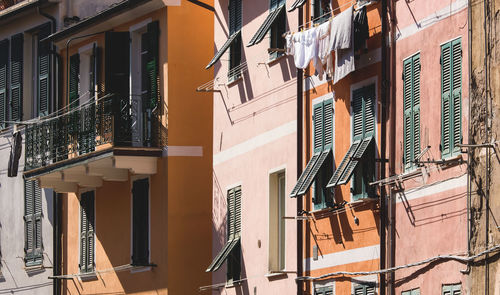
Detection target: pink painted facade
<box><xmin>391</xmin><ymin>0</ymin><xmax>469</xmax><ymax>293</ymax></box>
<box><xmin>208</xmin><ymin>0</ymin><xmax>299</xmax><ymax>294</ymax></box>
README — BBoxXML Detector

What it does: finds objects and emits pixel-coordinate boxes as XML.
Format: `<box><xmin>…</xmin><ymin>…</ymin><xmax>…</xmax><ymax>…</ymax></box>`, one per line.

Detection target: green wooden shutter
<box><xmin>234</xmin><ymin>186</ymin><xmax>242</xmax><ymax>236</ymax></box>
<box><xmin>86</xmin><ymin>192</ymin><xmax>95</xmax><ymax>272</ymax></box>
<box><xmin>146</xmin><ymin>21</ymin><xmax>159</xmax><ymax>111</ymax></box>
<box><xmin>89</xmin><ymin>44</ymin><xmax>99</xmax><ymax>99</ymax></box>
<box><xmin>0</xmin><ymin>39</ymin><xmax>8</xmax><ymax>128</ymax></box>
<box><xmin>352</xmin><ymin>88</ymin><xmax>364</xmax><ymax>141</ymax></box>
<box><xmin>229</xmin><ymin>0</ymin><xmax>242</xmax><ymax>34</ymax></box>
<box><xmin>80</xmin><ymin>191</ymin><xmax>95</xmax><ymax>273</ymax></box>
<box><xmin>132</xmin><ymin>178</ymin><xmax>149</xmax><ymax>265</ymax></box>
<box><xmin>412</xmin><ymin>55</ymin><xmax>421</xmax><ymax>162</ymax></box>
<box><xmin>69</xmin><ymin>53</ymin><xmax>80</xmax><ymax>109</ymax></box>
<box><xmin>33</xmin><ymin>180</ymin><xmax>42</xmax><ymax>262</ymax></box>
<box><xmin>38</xmin><ymin>23</ymin><xmax>51</xmax><ymax>116</ymax></box>
<box><xmin>10</xmin><ymin>33</ymin><xmax>23</xmax><ymax>122</ymax></box>
<box><xmin>79</xmin><ymin>195</ymin><xmax>87</xmax><ymax>272</ymax></box>
<box><xmin>451</xmin><ymin>39</ymin><xmax>462</xmax><ymax>153</ymax></box>
<box><xmin>323</xmin><ymin>99</ymin><xmax>333</xmax><ymax>149</ymax></box>
<box><xmin>364</xmin><ymin>85</ymin><xmax>375</xmax><ymax>137</ymax></box>
<box><xmin>24</xmin><ymin>180</ymin><xmax>34</xmax><ymax>261</ymax></box>
<box><xmin>313</xmin><ymin>102</ymin><xmax>323</xmax><ymax>154</ymax></box>
<box><xmin>403</xmin><ymin>58</ymin><xmax>413</xmax><ymax>168</ymax></box>
<box><xmin>227</xmin><ymin>188</ymin><xmax>235</xmax><ymax>239</ymax></box>
<box><xmin>441</xmin><ymin>42</ymin><xmax>452</xmax><ymax>156</ymax></box>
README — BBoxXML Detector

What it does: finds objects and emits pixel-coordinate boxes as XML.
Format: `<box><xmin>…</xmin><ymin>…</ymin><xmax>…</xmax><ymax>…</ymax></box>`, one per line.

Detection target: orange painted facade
<box><xmin>56</xmin><ymin>2</ymin><xmax>214</xmax><ymax>294</ymax></box>
<box><xmin>301</xmin><ymin>1</ymin><xmax>382</xmax><ymax>294</ymax></box>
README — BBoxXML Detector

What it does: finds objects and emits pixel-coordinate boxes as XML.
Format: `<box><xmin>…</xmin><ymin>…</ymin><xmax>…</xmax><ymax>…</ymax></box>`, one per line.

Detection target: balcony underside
<box><xmin>24</xmin><ymin>147</ymin><xmax>162</xmax><ymax>193</ymax></box>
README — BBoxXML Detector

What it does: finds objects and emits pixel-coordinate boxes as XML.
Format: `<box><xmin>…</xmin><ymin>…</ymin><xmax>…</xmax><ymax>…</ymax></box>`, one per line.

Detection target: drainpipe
<box><xmin>483</xmin><ymin>0</ymin><xmax>490</xmax><ymax>293</ymax></box>
<box><xmin>296</xmin><ymin>5</ymin><xmax>304</xmax><ymax>295</ymax></box>
<box><xmin>37</xmin><ymin>8</ymin><xmax>60</xmax><ymax>295</ymax></box>
<box><xmin>379</xmin><ymin>0</ymin><xmax>388</xmax><ymax>293</ymax></box>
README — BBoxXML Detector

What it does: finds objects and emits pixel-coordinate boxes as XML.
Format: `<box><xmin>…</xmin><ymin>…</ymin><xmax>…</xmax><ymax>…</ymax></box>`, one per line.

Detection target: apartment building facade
<box><xmin>0</xmin><ymin>1</ymin><xmax>59</xmax><ymax>294</ymax></box>
<box><xmin>290</xmin><ymin>1</ymin><xmax>384</xmax><ymax>295</ymax></box>
<box><xmin>21</xmin><ymin>0</ymin><xmax>214</xmax><ymax>294</ymax></box>
<box><xmin>205</xmin><ymin>0</ymin><xmax>299</xmax><ymax>293</ymax></box>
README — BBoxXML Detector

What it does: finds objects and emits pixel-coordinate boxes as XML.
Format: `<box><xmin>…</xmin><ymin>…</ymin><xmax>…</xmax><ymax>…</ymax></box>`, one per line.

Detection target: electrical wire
<box><xmin>296</xmin><ymin>244</ymin><xmax>500</xmax><ymax>281</ymax></box>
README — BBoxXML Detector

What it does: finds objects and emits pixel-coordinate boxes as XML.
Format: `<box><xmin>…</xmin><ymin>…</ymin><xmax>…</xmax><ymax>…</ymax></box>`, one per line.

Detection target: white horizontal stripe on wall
<box><xmin>213</xmin><ymin>120</ymin><xmax>297</xmax><ymax>165</ymax></box>
<box><xmin>304</xmin><ymin>244</ymin><xmax>380</xmax><ymax>271</ymax></box>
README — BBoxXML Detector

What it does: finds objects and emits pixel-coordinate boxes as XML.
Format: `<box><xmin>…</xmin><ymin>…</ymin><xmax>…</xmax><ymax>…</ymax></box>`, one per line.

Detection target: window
<box><xmin>130</xmin><ymin>20</ymin><xmax>159</xmax><ymax>147</ymax></box>
<box><xmin>24</xmin><ymin>179</ymin><xmax>43</xmax><ymax>266</ymax></box>
<box><xmin>442</xmin><ymin>284</ymin><xmax>461</xmax><ymax>295</ymax></box>
<box><xmin>80</xmin><ymin>190</ymin><xmax>95</xmax><ymax>273</ymax></box>
<box><xmin>10</xmin><ymin>33</ymin><xmax>23</xmax><ymax>122</ymax></box>
<box><xmin>206</xmin><ymin>186</ymin><xmax>242</xmax><ymax>285</ymax></box>
<box><xmin>402</xmin><ymin>288</ymin><xmax>420</xmax><ymax>295</ymax></box>
<box><xmin>29</xmin><ymin>23</ymin><xmax>51</xmax><ymax>119</ymax></box>
<box><xmin>269</xmin><ymin>0</ymin><xmax>287</xmax><ymax>60</ymax></box>
<box><xmin>132</xmin><ymin>178</ymin><xmax>150</xmax><ymax>266</ymax></box>
<box><xmin>353</xmin><ymin>283</ymin><xmax>376</xmax><ymax>295</ymax></box>
<box><xmin>403</xmin><ymin>53</ymin><xmax>421</xmax><ymax>171</ymax></box>
<box><xmin>228</xmin><ymin>0</ymin><xmax>242</xmax><ymax>81</ymax></box>
<box><xmin>290</xmin><ymin>98</ymin><xmax>333</xmax><ymax>211</ymax></box>
<box><xmin>326</xmin><ymin>84</ymin><xmax>375</xmax><ymax>201</ymax></box>
<box><xmin>0</xmin><ymin>39</ymin><xmax>8</xmax><ymax>129</ymax></box>
<box><xmin>269</xmin><ymin>171</ymin><xmax>285</xmax><ymax>272</ymax></box>
<box><xmin>315</xmin><ymin>285</ymin><xmax>334</xmax><ymax>295</ymax></box>
<box><xmin>440</xmin><ymin>38</ymin><xmax>462</xmax><ymax>158</ymax></box>
<box><xmin>313</xmin><ymin>0</ymin><xmax>331</xmax><ymax>24</ymax></box>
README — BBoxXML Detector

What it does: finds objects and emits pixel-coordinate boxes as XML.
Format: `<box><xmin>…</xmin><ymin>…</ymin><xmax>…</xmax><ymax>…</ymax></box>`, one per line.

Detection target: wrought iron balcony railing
<box><xmin>25</xmin><ymin>94</ymin><xmax>165</xmax><ymax>171</ymax></box>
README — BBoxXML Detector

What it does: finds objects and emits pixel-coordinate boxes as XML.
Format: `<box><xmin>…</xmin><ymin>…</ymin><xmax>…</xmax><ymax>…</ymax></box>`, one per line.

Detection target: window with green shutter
<box><xmin>315</xmin><ymin>285</ymin><xmax>334</xmax><ymax>295</ymax></box>
<box><xmin>402</xmin><ymin>288</ymin><xmax>420</xmax><ymax>295</ymax></box>
<box><xmin>228</xmin><ymin>0</ymin><xmax>242</xmax><ymax>81</ymax></box>
<box><xmin>269</xmin><ymin>0</ymin><xmax>287</xmax><ymax>60</ymax></box>
<box><xmin>80</xmin><ymin>191</ymin><xmax>95</xmax><ymax>273</ymax></box>
<box><xmin>403</xmin><ymin>53</ymin><xmax>421</xmax><ymax>171</ymax></box>
<box><xmin>24</xmin><ymin>179</ymin><xmax>43</xmax><ymax>266</ymax></box>
<box><xmin>353</xmin><ymin>283</ymin><xmax>376</xmax><ymax>295</ymax></box>
<box><xmin>0</xmin><ymin>39</ymin><xmax>8</xmax><ymax>129</ymax></box>
<box><xmin>132</xmin><ymin>178</ymin><xmax>150</xmax><ymax>266</ymax></box>
<box><xmin>326</xmin><ymin>85</ymin><xmax>376</xmax><ymax>200</ymax></box>
<box><xmin>290</xmin><ymin>98</ymin><xmax>333</xmax><ymax>211</ymax></box>
<box><xmin>442</xmin><ymin>284</ymin><xmax>461</xmax><ymax>295</ymax></box>
<box><xmin>313</xmin><ymin>0</ymin><xmax>331</xmax><ymax>24</ymax></box>
<box><xmin>441</xmin><ymin>38</ymin><xmax>462</xmax><ymax>158</ymax></box>
<box><xmin>37</xmin><ymin>23</ymin><xmax>51</xmax><ymax>117</ymax></box>
<box><xmin>206</xmin><ymin>186</ymin><xmax>242</xmax><ymax>282</ymax></box>
<box><xmin>68</xmin><ymin>53</ymin><xmax>80</xmax><ymax>109</ymax></box>
<box><xmin>10</xmin><ymin>33</ymin><xmax>23</xmax><ymax>122</ymax></box>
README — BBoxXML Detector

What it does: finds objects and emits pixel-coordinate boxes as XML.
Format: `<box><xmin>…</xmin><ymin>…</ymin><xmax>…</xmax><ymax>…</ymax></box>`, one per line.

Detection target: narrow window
<box><xmin>80</xmin><ymin>191</ymin><xmax>95</xmax><ymax>273</ymax></box>
<box><xmin>10</xmin><ymin>33</ymin><xmax>23</xmax><ymax>122</ymax></box>
<box><xmin>403</xmin><ymin>53</ymin><xmax>421</xmax><ymax>171</ymax></box>
<box><xmin>269</xmin><ymin>171</ymin><xmax>285</xmax><ymax>271</ymax></box>
<box><xmin>313</xmin><ymin>0</ymin><xmax>331</xmax><ymax>24</ymax></box>
<box><xmin>353</xmin><ymin>282</ymin><xmax>376</xmax><ymax>295</ymax></box>
<box><xmin>132</xmin><ymin>178</ymin><xmax>150</xmax><ymax>266</ymax></box>
<box><xmin>440</xmin><ymin>38</ymin><xmax>462</xmax><ymax>158</ymax></box>
<box><xmin>0</xmin><ymin>38</ymin><xmax>8</xmax><ymax>129</ymax></box>
<box><xmin>226</xmin><ymin>186</ymin><xmax>241</xmax><ymax>284</ymax></box>
<box><xmin>228</xmin><ymin>0</ymin><xmax>242</xmax><ymax>82</ymax></box>
<box><xmin>315</xmin><ymin>285</ymin><xmax>334</xmax><ymax>295</ymax></box>
<box><xmin>442</xmin><ymin>284</ymin><xmax>461</xmax><ymax>295</ymax></box>
<box><xmin>24</xmin><ymin>179</ymin><xmax>43</xmax><ymax>266</ymax></box>
<box><xmin>269</xmin><ymin>0</ymin><xmax>287</xmax><ymax>60</ymax></box>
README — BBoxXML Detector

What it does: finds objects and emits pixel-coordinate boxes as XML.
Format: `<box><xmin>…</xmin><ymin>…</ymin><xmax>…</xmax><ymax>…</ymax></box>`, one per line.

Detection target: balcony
<box><xmin>24</xmin><ymin>94</ymin><xmax>166</xmax><ymax>192</ymax></box>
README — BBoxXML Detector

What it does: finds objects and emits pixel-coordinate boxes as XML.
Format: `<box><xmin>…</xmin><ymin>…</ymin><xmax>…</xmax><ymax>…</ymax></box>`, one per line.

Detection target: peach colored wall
<box><xmin>210</xmin><ymin>0</ymin><xmax>299</xmax><ymax>294</ymax></box>
<box><xmin>392</xmin><ymin>2</ymin><xmax>468</xmax><ymax>294</ymax></box>
<box><xmin>301</xmin><ymin>1</ymin><xmax>382</xmax><ymax>294</ymax></box>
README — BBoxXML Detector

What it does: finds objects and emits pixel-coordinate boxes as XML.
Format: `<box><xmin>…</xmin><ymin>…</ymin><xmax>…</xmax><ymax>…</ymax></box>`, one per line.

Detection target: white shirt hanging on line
<box><xmin>329</xmin><ymin>5</ymin><xmax>355</xmax><ymax>84</ymax></box>
<box><xmin>286</xmin><ymin>27</ymin><xmax>318</xmax><ymax>69</ymax></box>
<box><xmin>315</xmin><ymin>20</ymin><xmax>334</xmax><ymax>80</ymax></box>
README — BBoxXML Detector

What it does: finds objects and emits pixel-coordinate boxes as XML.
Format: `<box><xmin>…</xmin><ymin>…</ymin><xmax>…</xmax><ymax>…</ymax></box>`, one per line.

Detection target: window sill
<box><xmin>227</xmin><ymin>74</ymin><xmax>243</xmax><ymax>87</ymax></box>
<box><xmin>439</xmin><ymin>154</ymin><xmax>464</xmax><ymax>169</ymax></box>
<box><xmin>24</xmin><ymin>264</ymin><xmax>45</xmax><ymax>275</ymax></box>
<box><xmin>225</xmin><ymin>281</ymin><xmax>242</xmax><ymax>288</ymax></box>
<box><xmin>267</xmin><ymin>53</ymin><xmax>287</xmax><ymax>66</ymax></box>
<box><xmin>130</xmin><ymin>266</ymin><xmax>152</xmax><ymax>273</ymax></box>
<box><xmin>78</xmin><ymin>272</ymin><xmax>98</xmax><ymax>282</ymax></box>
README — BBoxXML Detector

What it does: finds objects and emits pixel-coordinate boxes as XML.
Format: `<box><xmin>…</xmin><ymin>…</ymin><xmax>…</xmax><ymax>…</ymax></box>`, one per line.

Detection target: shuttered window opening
<box><xmin>440</xmin><ymin>38</ymin><xmax>462</xmax><ymax>158</ymax></box>
<box><xmin>38</xmin><ymin>23</ymin><xmax>51</xmax><ymax>117</ymax></box>
<box><xmin>206</xmin><ymin>186</ymin><xmax>242</xmax><ymax>282</ymax></box>
<box><xmin>247</xmin><ymin>1</ymin><xmax>286</xmax><ymax>47</ymax></box>
<box><xmin>10</xmin><ymin>33</ymin><xmax>23</xmax><ymax>122</ymax></box>
<box><xmin>402</xmin><ymin>288</ymin><xmax>420</xmax><ymax>295</ymax></box>
<box><xmin>24</xmin><ymin>179</ymin><xmax>43</xmax><ymax>266</ymax></box>
<box><xmin>269</xmin><ymin>0</ymin><xmax>287</xmax><ymax>60</ymax></box>
<box><xmin>313</xmin><ymin>0</ymin><xmax>331</xmax><ymax>24</ymax></box>
<box><xmin>442</xmin><ymin>284</ymin><xmax>461</xmax><ymax>295</ymax></box>
<box><xmin>80</xmin><ymin>191</ymin><xmax>95</xmax><ymax>273</ymax></box>
<box><xmin>403</xmin><ymin>53</ymin><xmax>421</xmax><ymax>171</ymax></box>
<box><xmin>353</xmin><ymin>283</ymin><xmax>376</xmax><ymax>295</ymax></box>
<box><xmin>0</xmin><ymin>39</ymin><xmax>8</xmax><ymax>129</ymax></box>
<box><xmin>132</xmin><ymin>178</ymin><xmax>150</xmax><ymax>266</ymax></box>
<box><xmin>315</xmin><ymin>285</ymin><xmax>334</xmax><ymax>295</ymax></box>
<box><xmin>206</xmin><ymin>0</ymin><xmax>242</xmax><ymax>70</ymax></box>
<box><xmin>290</xmin><ymin>99</ymin><xmax>334</xmax><ymax>206</ymax></box>
<box><xmin>327</xmin><ymin>85</ymin><xmax>376</xmax><ymax>201</ymax></box>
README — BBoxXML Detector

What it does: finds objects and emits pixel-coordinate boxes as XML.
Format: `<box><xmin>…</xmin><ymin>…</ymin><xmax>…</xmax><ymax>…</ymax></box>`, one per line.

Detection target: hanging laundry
<box><xmin>8</xmin><ymin>130</ymin><xmax>22</xmax><ymax>177</ymax></box>
<box><xmin>353</xmin><ymin>5</ymin><xmax>369</xmax><ymax>58</ymax></box>
<box><xmin>314</xmin><ymin>20</ymin><xmax>334</xmax><ymax>80</ymax></box>
<box><xmin>329</xmin><ymin>5</ymin><xmax>353</xmax><ymax>51</ymax></box>
<box><xmin>286</xmin><ymin>27</ymin><xmax>318</xmax><ymax>69</ymax></box>
<box><xmin>329</xmin><ymin>5</ymin><xmax>355</xmax><ymax>84</ymax></box>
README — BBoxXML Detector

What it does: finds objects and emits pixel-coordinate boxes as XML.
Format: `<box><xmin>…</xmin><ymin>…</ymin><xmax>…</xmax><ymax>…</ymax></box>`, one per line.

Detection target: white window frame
<box><xmin>268</xmin><ymin>166</ymin><xmax>286</xmax><ymax>272</ymax></box>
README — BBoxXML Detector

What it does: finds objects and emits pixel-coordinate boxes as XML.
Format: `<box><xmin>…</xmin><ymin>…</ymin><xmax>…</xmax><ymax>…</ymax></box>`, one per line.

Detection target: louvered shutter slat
<box><xmin>323</xmin><ymin>99</ymin><xmax>333</xmax><ymax>148</ymax></box>
<box><xmin>86</xmin><ymin>192</ymin><xmax>95</xmax><ymax>272</ymax></box>
<box><xmin>352</xmin><ymin>89</ymin><xmax>364</xmax><ymax>140</ymax></box>
<box><xmin>69</xmin><ymin>54</ymin><xmax>80</xmax><ymax>108</ymax></box>
<box><xmin>412</xmin><ymin>55</ymin><xmax>421</xmax><ymax>161</ymax></box>
<box><xmin>34</xmin><ymin>180</ymin><xmax>42</xmax><ymax>259</ymax></box>
<box><xmin>38</xmin><ymin>23</ymin><xmax>51</xmax><ymax>116</ymax></box>
<box><xmin>364</xmin><ymin>85</ymin><xmax>375</xmax><ymax>136</ymax></box>
<box><xmin>80</xmin><ymin>197</ymin><xmax>87</xmax><ymax>272</ymax></box>
<box><xmin>24</xmin><ymin>180</ymin><xmax>34</xmax><ymax>259</ymax></box>
<box><xmin>451</xmin><ymin>40</ymin><xmax>462</xmax><ymax>152</ymax></box>
<box><xmin>403</xmin><ymin>58</ymin><xmax>412</xmax><ymax>167</ymax></box>
<box><xmin>441</xmin><ymin>43</ymin><xmax>452</xmax><ymax>156</ymax></box>
<box><xmin>227</xmin><ymin>189</ymin><xmax>235</xmax><ymax>239</ymax></box>
<box><xmin>234</xmin><ymin>187</ymin><xmax>241</xmax><ymax>236</ymax></box>
<box><xmin>313</xmin><ymin>103</ymin><xmax>323</xmax><ymax>153</ymax></box>
<box><xmin>146</xmin><ymin>21</ymin><xmax>159</xmax><ymax>111</ymax></box>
